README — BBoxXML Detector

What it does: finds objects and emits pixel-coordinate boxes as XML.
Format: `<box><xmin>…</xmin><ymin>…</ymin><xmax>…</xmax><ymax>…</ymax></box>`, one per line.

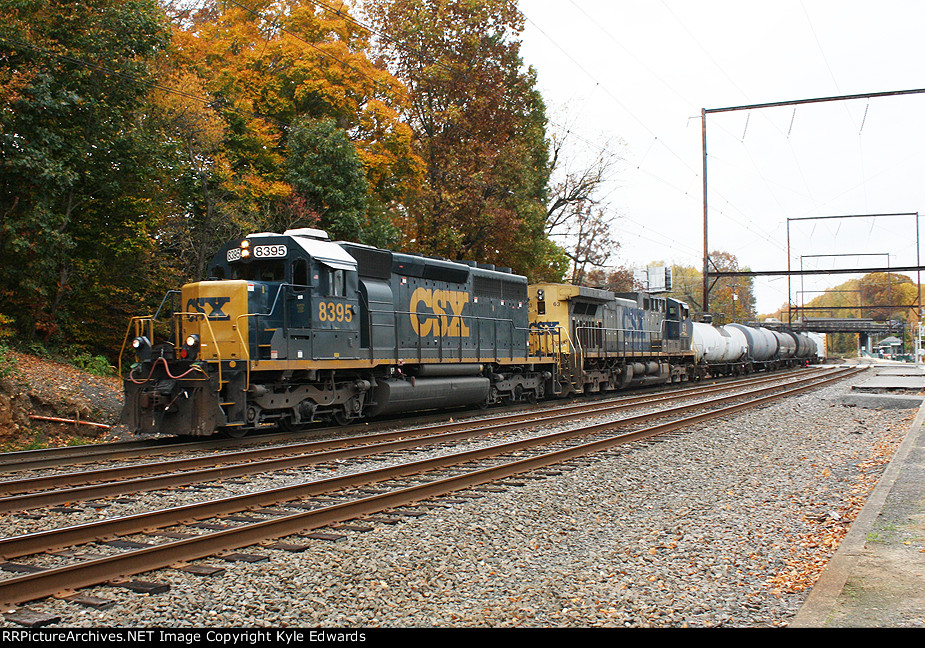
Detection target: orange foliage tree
<box><xmin>160</xmin><ymin>0</ymin><xmax>423</xmax><ymax>275</ymax></box>
<box><xmin>362</xmin><ymin>0</ymin><xmax>567</xmax><ymax>281</ymax></box>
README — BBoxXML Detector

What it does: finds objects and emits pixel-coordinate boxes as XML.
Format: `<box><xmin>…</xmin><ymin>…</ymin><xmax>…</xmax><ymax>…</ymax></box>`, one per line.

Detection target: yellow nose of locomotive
<box><xmin>181</xmin><ymin>280</ymin><xmax>250</xmax><ymax>362</ymax></box>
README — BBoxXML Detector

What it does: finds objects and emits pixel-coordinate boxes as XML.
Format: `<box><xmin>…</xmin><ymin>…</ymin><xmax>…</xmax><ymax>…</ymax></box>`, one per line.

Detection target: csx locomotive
<box><xmin>121</xmin><ymin>228</ymin><xmax>816</xmax><ymax>437</ymax></box>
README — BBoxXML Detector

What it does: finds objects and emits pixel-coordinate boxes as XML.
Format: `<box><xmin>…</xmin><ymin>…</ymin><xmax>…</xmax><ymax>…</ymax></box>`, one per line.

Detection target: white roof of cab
<box><xmin>291</xmin><ymin>236</ymin><xmax>356</xmax><ymax>271</ymax></box>
<box><xmin>244</xmin><ymin>229</ymin><xmax>356</xmax><ymax>270</ymax></box>
<box><xmin>284</xmin><ymin>227</ymin><xmax>330</xmax><ymax>240</ymax></box>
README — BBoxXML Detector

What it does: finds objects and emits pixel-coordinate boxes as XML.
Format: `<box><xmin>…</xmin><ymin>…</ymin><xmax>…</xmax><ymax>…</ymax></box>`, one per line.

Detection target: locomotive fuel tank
<box><xmin>364</xmin><ymin>376</ymin><xmax>491</xmax><ymax>418</ymax></box>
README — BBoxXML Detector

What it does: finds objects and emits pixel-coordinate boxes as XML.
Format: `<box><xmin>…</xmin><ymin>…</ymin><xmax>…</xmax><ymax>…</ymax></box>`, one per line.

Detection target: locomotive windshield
<box><xmin>228</xmin><ymin>259</ymin><xmax>286</xmax><ymax>282</ymax></box>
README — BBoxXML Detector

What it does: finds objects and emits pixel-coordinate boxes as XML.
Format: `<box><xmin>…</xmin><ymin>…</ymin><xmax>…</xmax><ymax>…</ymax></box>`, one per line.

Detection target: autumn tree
<box><xmin>545</xmin><ymin>121</ymin><xmax>622</xmax><ymax>285</ymax></box>
<box><xmin>792</xmin><ymin>272</ymin><xmax>921</xmax><ymax>353</ymax></box>
<box><xmin>558</xmin><ymin>205</ymin><xmax>618</xmax><ymax>285</ymax></box>
<box><xmin>584</xmin><ymin>266</ymin><xmax>635</xmax><ymax>292</ymax></box>
<box><xmin>702</xmin><ymin>251</ymin><xmax>755</xmax><ymax>322</ymax></box>
<box><xmin>159</xmin><ymin>0</ymin><xmax>422</xmax><ymax>278</ymax></box>
<box><xmin>659</xmin><ymin>252</ymin><xmax>754</xmax><ymax>322</ymax></box>
<box><xmin>0</xmin><ymin>0</ymin><xmax>173</xmax><ymax>350</ymax></box>
<box><xmin>362</xmin><ymin>0</ymin><xmax>566</xmax><ymax>280</ymax></box>
<box><xmin>664</xmin><ymin>264</ymin><xmax>704</xmax><ymax>312</ymax></box>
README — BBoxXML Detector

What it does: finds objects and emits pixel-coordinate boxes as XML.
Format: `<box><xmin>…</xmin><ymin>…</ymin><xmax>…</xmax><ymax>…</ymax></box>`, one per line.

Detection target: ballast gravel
<box><xmin>0</xmin><ymin>370</ymin><xmax>914</xmax><ymax>628</ymax></box>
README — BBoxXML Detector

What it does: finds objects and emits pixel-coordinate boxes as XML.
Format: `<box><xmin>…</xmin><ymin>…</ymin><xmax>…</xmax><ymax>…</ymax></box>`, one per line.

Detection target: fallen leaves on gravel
<box><xmin>767</xmin><ymin>431</ymin><xmax>907</xmax><ymax>594</ymax></box>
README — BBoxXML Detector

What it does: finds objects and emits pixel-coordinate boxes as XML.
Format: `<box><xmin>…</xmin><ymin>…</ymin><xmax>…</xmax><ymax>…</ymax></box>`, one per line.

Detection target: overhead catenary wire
<box><xmin>556</xmin><ymin>1</ymin><xmax>819</xmax><ymax>262</ymax></box>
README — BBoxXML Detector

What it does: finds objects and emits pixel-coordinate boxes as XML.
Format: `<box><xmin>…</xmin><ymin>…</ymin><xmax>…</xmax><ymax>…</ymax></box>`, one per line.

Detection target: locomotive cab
<box><xmin>123</xmin><ymin>228</ymin><xmax>366</xmax><ymax>436</ymax></box>
<box><xmin>205</xmin><ymin>228</ymin><xmax>361</xmax><ymax>363</ymax></box>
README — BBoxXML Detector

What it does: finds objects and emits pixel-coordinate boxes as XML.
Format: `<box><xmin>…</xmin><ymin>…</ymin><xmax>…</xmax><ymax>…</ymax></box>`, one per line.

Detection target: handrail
<box><xmin>120</xmin><ymin>312</ymin><xmax>224</xmax><ymax>390</ymax></box>
<box><xmin>366</xmin><ymin>308</ymin><xmax>534</xmax><ymax>363</ymax></box>
<box><xmin>152</xmin><ymin>290</ymin><xmax>181</xmax><ymax>321</ymax></box>
<box><xmin>573</xmin><ymin>323</ymin><xmax>665</xmax><ymax>356</ymax></box>
<box><xmin>118</xmin><ymin>316</ymin><xmax>154</xmax><ymax>376</ymax></box>
<box><xmin>234</xmin><ymin>314</ymin><xmax>253</xmax><ymax>390</ymax></box>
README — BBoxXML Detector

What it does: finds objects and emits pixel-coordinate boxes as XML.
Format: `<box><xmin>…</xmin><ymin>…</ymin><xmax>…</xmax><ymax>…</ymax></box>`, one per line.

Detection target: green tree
<box><xmin>0</xmin><ymin>0</ymin><xmax>173</xmax><ymax>351</ymax></box>
<box><xmin>286</xmin><ymin>117</ymin><xmax>373</xmax><ymax>243</ymax></box>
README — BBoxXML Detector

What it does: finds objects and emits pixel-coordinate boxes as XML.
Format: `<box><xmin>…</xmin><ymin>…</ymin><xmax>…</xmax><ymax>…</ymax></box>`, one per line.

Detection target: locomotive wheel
<box><xmin>333</xmin><ymin>410</ymin><xmax>355</xmax><ymax>426</ymax></box>
<box><xmin>222</xmin><ymin>427</ymin><xmax>249</xmax><ymax>439</ymax></box>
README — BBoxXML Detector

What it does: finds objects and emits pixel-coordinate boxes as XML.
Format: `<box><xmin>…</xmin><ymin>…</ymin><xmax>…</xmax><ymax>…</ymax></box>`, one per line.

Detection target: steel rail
<box><xmin>0</xmin><ymin>367</ymin><xmax>860</xmax><ymax>562</ymax></box>
<box><xmin>0</xmin><ymin>367</ymin><xmax>819</xmax><ymax>474</ymax></box>
<box><xmin>0</xmin><ymin>368</ymin><xmax>838</xmax><ymax>510</ymax></box>
<box><xmin>0</xmin><ymin>366</ymin><xmax>832</xmax><ymax>496</ymax></box>
<box><xmin>0</xmin><ymin>366</ymin><xmax>861</xmax><ymax>608</ymax></box>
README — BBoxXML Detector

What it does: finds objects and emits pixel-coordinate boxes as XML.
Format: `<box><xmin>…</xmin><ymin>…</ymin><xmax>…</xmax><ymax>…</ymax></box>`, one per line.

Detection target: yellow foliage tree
<box><xmin>164</xmin><ymin>0</ymin><xmax>422</xmax><ymax>258</ymax></box>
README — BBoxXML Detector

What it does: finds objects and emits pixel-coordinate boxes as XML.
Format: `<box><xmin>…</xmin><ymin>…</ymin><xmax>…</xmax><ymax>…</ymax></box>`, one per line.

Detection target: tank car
<box><xmin>691</xmin><ymin>322</ymin><xmax>749</xmax><ymax>376</ymax></box>
<box><xmin>807</xmin><ymin>332</ymin><xmax>827</xmax><ymax>361</ymax></box>
<box><xmin>699</xmin><ymin>322</ymin><xmax>818</xmax><ymax>374</ymax></box>
<box><xmin>727</xmin><ymin>323</ymin><xmax>778</xmax><ymax>364</ymax></box>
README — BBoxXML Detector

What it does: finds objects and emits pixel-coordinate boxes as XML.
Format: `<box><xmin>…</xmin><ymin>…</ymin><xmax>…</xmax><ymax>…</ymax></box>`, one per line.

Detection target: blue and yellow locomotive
<box><xmin>124</xmin><ymin>229</ymin><xmax>548</xmax><ymax>436</ymax></box>
<box><xmin>121</xmin><ymin>229</ymin><xmax>715</xmax><ymax>437</ymax></box>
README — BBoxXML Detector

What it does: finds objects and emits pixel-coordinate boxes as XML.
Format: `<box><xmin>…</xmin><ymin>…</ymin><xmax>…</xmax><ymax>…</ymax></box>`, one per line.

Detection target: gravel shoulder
<box><xmin>0</xmin><ymin>369</ymin><xmax>911</xmax><ymax>628</ymax></box>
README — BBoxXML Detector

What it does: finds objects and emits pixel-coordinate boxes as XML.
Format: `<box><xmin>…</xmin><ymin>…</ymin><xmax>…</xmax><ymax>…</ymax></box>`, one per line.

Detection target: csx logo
<box><xmin>410</xmin><ymin>288</ymin><xmax>470</xmax><ymax>337</ymax></box>
<box><xmin>186</xmin><ymin>297</ymin><xmax>231</xmax><ymax>321</ymax></box>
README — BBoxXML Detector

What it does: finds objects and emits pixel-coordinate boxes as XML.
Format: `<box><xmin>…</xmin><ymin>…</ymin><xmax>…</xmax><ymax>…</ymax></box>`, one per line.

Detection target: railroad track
<box><xmin>0</xmin><ymin>365</ymin><xmax>861</xmax><ymax>612</ymax></box>
<box><xmin>0</xmin><ymin>366</ymin><xmax>819</xmax><ymax>474</ymax></box>
<box><xmin>0</xmin><ymin>366</ymin><xmax>838</xmax><ymax>510</ymax></box>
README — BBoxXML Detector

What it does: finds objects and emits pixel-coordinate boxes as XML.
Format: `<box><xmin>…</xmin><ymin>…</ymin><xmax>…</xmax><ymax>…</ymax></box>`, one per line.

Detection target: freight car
<box><xmin>120</xmin><ymin>229</ymin><xmax>815</xmax><ymax>437</ymax></box>
<box><xmin>690</xmin><ymin>321</ymin><xmax>818</xmax><ymax>377</ymax></box>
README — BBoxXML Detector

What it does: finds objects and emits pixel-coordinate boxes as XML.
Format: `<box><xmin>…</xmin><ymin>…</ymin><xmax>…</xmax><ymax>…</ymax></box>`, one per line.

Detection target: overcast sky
<box><xmin>519</xmin><ymin>0</ymin><xmax>925</xmax><ymax>315</ymax></box>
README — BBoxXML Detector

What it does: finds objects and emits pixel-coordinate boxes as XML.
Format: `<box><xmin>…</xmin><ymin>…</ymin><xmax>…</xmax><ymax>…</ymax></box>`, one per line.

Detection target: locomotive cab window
<box><xmin>324</xmin><ymin>268</ymin><xmax>346</xmax><ymax>297</ymax></box>
<box><xmin>231</xmin><ymin>259</ymin><xmax>286</xmax><ymax>282</ymax></box>
<box><xmin>292</xmin><ymin>259</ymin><xmax>309</xmax><ymax>292</ymax></box>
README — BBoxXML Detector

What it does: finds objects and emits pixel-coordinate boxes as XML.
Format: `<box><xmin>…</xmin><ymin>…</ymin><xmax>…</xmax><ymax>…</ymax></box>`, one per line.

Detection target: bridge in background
<box><xmin>758</xmin><ymin>317</ymin><xmax>905</xmax><ymax>337</ymax></box>
<box><xmin>753</xmin><ymin>317</ymin><xmax>907</xmax><ymax>354</ymax></box>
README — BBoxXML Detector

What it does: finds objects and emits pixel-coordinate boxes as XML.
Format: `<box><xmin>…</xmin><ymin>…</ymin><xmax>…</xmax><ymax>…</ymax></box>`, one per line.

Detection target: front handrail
<box><xmin>119</xmin><ymin>312</ymin><xmax>224</xmax><ymax>390</ymax></box>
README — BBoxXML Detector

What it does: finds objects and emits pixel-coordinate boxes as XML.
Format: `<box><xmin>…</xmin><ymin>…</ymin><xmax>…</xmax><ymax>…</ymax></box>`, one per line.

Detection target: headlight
<box><xmin>181</xmin><ymin>334</ymin><xmax>200</xmax><ymax>361</ymax></box>
<box><xmin>132</xmin><ymin>336</ymin><xmax>152</xmax><ymax>362</ymax></box>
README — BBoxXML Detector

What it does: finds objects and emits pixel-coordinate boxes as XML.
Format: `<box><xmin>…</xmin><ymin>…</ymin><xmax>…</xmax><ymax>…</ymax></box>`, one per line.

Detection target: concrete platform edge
<box><xmin>789</xmin><ymin>393</ymin><xmax>925</xmax><ymax>627</ymax></box>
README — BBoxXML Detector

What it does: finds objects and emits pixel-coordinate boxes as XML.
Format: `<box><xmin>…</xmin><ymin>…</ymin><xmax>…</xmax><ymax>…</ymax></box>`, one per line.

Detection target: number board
<box><xmin>253</xmin><ymin>244</ymin><xmax>287</xmax><ymax>258</ymax></box>
<box><xmin>227</xmin><ymin>245</ymin><xmax>287</xmax><ymax>262</ymax></box>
